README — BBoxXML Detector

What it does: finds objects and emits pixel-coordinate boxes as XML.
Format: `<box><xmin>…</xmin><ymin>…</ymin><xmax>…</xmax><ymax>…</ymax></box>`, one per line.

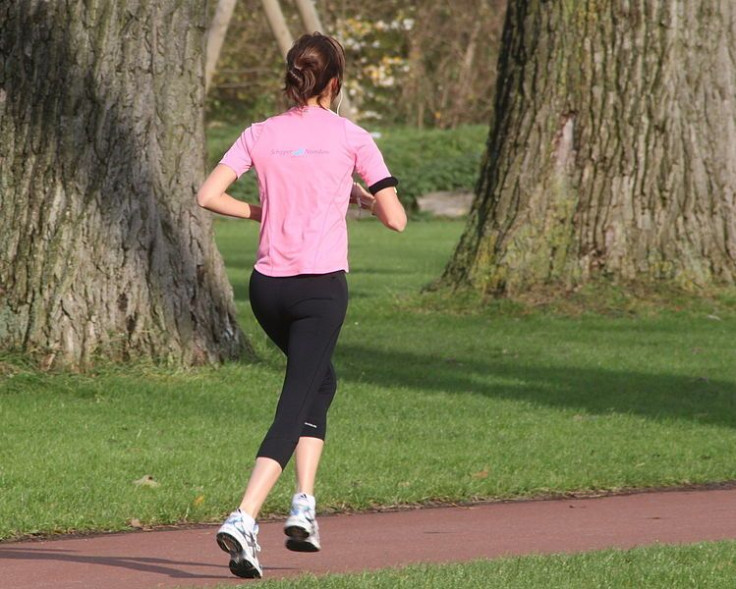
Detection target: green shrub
<box><xmin>373</xmin><ymin>125</ymin><xmax>487</xmax><ymax>208</ymax></box>
<box><xmin>206</xmin><ymin>123</ymin><xmax>488</xmax><ymax>210</ymax></box>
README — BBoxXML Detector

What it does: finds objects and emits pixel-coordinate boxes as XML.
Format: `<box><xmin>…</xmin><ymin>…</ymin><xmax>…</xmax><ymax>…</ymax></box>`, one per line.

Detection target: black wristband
<box><xmin>368</xmin><ymin>176</ymin><xmax>399</xmax><ymax>195</ymax></box>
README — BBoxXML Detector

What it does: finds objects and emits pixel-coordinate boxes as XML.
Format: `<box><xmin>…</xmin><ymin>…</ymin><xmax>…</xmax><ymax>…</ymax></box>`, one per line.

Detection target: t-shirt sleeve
<box><xmin>219</xmin><ymin>124</ymin><xmax>262</xmax><ymax>179</ymax></box>
<box><xmin>346</xmin><ymin>122</ymin><xmax>398</xmax><ymax>194</ymax></box>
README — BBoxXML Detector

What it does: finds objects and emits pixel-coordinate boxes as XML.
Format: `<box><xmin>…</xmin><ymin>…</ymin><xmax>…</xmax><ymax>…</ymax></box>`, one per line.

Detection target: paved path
<box><xmin>2</xmin><ymin>488</ymin><xmax>735</xmax><ymax>588</ymax></box>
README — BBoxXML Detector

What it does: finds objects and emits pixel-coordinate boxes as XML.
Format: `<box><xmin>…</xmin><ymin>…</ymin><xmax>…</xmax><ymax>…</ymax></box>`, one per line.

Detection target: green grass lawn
<box><xmin>209</xmin><ymin>540</ymin><xmax>736</xmax><ymax>589</ymax></box>
<box><xmin>1</xmin><ymin>219</ymin><xmax>735</xmax><ymax>540</ymax></box>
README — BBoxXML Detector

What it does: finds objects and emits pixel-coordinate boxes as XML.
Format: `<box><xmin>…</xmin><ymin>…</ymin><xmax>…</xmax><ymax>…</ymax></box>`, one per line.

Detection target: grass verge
<box><xmin>207</xmin><ymin>540</ymin><xmax>736</xmax><ymax>588</ymax></box>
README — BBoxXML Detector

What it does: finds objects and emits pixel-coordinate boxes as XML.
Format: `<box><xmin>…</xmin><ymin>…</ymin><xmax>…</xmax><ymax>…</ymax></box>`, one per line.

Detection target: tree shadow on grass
<box><xmin>337</xmin><ymin>343</ymin><xmax>736</xmax><ymax>430</ymax></box>
<box><xmin>348</xmin><ymin>267</ymin><xmax>412</xmax><ymax>276</ymax></box>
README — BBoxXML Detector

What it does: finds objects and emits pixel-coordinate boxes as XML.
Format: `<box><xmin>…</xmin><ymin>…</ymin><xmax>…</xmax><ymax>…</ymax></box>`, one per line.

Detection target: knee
<box><xmin>258</xmin><ymin>435</ymin><xmax>299</xmax><ymax>470</ymax></box>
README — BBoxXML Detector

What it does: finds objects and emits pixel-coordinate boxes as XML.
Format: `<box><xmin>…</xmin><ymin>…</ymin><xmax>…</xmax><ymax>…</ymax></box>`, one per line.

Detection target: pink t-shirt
<box><xmin>219</xmin><ymin>106</ymin><xmax>394</xmax><ymax>277</ymax></box>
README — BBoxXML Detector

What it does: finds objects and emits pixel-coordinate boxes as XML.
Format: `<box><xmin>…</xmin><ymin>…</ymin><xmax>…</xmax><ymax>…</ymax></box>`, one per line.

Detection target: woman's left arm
<box><xmin>197</xmin><ymin>164</ymin><xmax>262</xmax><ymax>221</ymax></box>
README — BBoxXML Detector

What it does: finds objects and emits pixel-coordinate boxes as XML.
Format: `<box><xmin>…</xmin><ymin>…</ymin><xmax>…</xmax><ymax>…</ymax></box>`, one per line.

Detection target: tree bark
<box><xmin>294</xmin><ymin>0</ymin><xmax>323</xmax><ymax>33</ymax></box>
<box><xmin>443</xmin><ymin>0</ymin><xmax>736</xmax><ymax>295</ymax></box>
<box><xmin>206</xmin><ymin>0</ymin><xmax>239</xmax><ymax>93</ymax></box>
<box><xmin>448</xmin><ymin>1</ymin><xmax>487</xmax><ymax>128</ymax></box>
<box><xmin>0</xmin><ymin>1</ymin><xmax>248</xmax><ymax>369</ymax></box>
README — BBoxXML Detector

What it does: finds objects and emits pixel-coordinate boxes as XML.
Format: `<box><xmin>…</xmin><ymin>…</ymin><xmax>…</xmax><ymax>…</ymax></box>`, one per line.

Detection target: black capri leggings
<box><xmin>249</xmin><ymin>268</ymin><xmax>348</xmax><ymax>469</ymax></box>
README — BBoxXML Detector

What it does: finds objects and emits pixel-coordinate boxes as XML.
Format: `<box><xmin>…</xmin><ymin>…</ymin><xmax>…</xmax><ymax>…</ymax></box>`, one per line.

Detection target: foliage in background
<box><xmin>207</xmin><ymin>123</ymin><xmax>488</xmax><ymax>209</ymax></box>
<box><xmin>376</xmin><ymin>125</ymin><xmax>487</xmax><ymax>205</ymax></box>
<box><xmin>208</xmin><ymin>0</ymin><xmax>506</xmax><ymax>127</ymax></box>
<box><xmin>206</xmin><ymin>2</ymin><xmax>285</xmax><ymax>122</ymax></box>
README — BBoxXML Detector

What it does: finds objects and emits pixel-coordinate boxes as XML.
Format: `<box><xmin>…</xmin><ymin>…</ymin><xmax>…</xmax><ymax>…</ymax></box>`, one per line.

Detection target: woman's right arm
<box><xmin>351</xmin><ymin>183</ymin><xmax>406</xmax><ymax>232</ymax></box>
<box><xmin>197</xmin><ymin>164</ymin><xmax>262</xmax><ymax>221</ymax></box>
<box><xmin>372</xmin><ymin>186</ymin><xmax>406</xmax><ymax>232</ymax></box>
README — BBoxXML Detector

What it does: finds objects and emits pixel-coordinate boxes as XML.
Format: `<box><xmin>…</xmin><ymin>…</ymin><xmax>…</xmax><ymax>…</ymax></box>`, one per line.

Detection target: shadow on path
<box><xmin>0</xmin><ymin>545</ymin><xmax>294</xmax><ymax>579</ymax></box>
<box><xmin>0</xmin><ymin>546</ymin><xmax>220</xmax><ymax>580</ymax></box>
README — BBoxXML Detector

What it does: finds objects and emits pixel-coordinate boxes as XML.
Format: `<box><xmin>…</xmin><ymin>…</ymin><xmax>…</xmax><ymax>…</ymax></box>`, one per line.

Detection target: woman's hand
<box><xmin>197</xmin><ymin>164</ymin><xmax>262</xmax><ymax>221</ymax></box>
<box><xmin>350</xmin><ymin>182</ymin><xmax>376</xmax><ymax>212</ymax></box>
<box><xmin>350</xmin><ymin>181</ymin><xmax>405</xmax><ymax>231</ymax></box>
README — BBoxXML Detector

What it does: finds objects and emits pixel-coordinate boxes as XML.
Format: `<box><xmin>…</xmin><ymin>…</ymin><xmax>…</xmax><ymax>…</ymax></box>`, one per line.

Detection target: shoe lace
<box><xmin>247</xmin><ymin>531</ymin><xmax>261</xmax><ymax>553</ymax></box>
<box><xmin>231</xmin><ymin>515</ymin><xmax>261</xmax><ymax>553</ymax></box>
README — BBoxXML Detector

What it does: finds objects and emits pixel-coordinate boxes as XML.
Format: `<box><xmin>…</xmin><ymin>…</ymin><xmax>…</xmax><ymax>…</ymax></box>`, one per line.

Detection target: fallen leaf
<box><xmin>130</xmin><ymin>518</ymin><xmax>143</xmax><ymax>529</ymax></box>
<box><xmin>472</xmin><ymin>469</ymin><xmax>489</xmax><ymax>479</ymax></box>
<box><xmin>193</xmin><ymin>494</ymin><xmax>205</xmax><ymax>506</ymax></box>
<box><xmin>133</xmin><ymin>475</ymin><xmax>160</xmax><ymax>488</ymax></box>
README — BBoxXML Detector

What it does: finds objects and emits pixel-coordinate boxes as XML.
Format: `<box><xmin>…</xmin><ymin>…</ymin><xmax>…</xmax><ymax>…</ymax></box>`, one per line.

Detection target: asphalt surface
<box><xmin>1</xmin><ymin>488</ymin><xmax>735</xmax><ymax>588</ymax></box>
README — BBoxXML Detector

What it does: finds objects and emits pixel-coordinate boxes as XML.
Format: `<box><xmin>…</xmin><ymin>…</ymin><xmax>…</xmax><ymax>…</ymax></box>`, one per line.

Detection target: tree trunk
<box><xmin>261</xmin><ymin>0</ymin><xmax>295</xmax><ymax>57</ymax></box>
<box><xmin>443</xmin><ymin>0</ymin><xmax>736</xmax><ymax>295</ymax></box>
<box><xmin>206</xmin><ymin>0</ymin><xmax>239</xmax><ymax>93</ymax></box>
<box><xmin>448</xmin><ymin>1</ymin><xmax>486</xmax><ymax>129</ymax></box>
<box><xmin>403</xmin><ymin>35</ymin><xmax>427</xmax><ymax>129</ymax></box>
<box><xmin>294</xmin><ymin>0</ymin><xmax>323</xmax><ymax>33</ymax></box>
<box><xmin>0</xmin><ymin>1</ymin><xmax>248</xmax><ymax>369</ymax></box>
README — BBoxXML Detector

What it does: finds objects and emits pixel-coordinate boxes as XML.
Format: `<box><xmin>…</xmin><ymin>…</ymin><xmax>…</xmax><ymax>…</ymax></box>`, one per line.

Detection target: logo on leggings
<box><xmin>304</xmin><ymin>422</ymin><xmax>318</xmax><ymax>428</ymax></box>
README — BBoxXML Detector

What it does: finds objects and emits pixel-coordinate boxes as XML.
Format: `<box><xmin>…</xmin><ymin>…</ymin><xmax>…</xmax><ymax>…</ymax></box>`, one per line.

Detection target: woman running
<box><xmin>197</xmin><ymin>33</ymin><xmax>406</xmax><ymax>579</ymax></box>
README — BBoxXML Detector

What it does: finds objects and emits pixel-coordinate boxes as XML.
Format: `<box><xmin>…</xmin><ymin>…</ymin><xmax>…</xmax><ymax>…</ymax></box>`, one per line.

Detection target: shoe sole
<box><xmin>216</xmin><ymin>532</ymin><xmax>262</xmax><ymax>579</ymax></box>
<box><xmin>284</xmin><ymin>525</ymin><xmax>320</xmax><ymax>552</ymax></box>
<box><xmin>285</xmin><ymin>537</ymin><xmax>320</xmax><ymax>552</ymax></box>
<box><xmin>284</xmin><ymin>524</ymin><xmax>309</xmax><ymax>540</ymax></box>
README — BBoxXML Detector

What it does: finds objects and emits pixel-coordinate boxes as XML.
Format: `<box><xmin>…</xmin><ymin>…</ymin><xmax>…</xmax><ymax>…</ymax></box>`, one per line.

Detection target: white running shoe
<box><xmin>216</xmin><ymin>510</ymin><xmax>263</xmax><ymax>578</ymax></box>
<box><xmin>284</xmin><ymin>493</ymin><xmax>321</xmax><ymax>552</ymax></box>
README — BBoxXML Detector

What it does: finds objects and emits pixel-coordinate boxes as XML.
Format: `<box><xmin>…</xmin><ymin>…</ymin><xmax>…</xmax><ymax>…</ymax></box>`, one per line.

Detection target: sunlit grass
<box><xmin>213</xmin><ymin>541</ymin><xmax>736</xmax><ymax>589</ymax></box>
<box><xmin>1</xmin><ymin>219</ymin><xmax>735</xmax><ymax>540</ymax></box>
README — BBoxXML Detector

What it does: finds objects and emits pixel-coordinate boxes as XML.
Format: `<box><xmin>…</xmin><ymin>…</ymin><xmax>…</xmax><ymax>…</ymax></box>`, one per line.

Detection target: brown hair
<box><xmin>284</xmin><ymin>33</ymin><xmax>345</xmax><ymax>107</ymax></box>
